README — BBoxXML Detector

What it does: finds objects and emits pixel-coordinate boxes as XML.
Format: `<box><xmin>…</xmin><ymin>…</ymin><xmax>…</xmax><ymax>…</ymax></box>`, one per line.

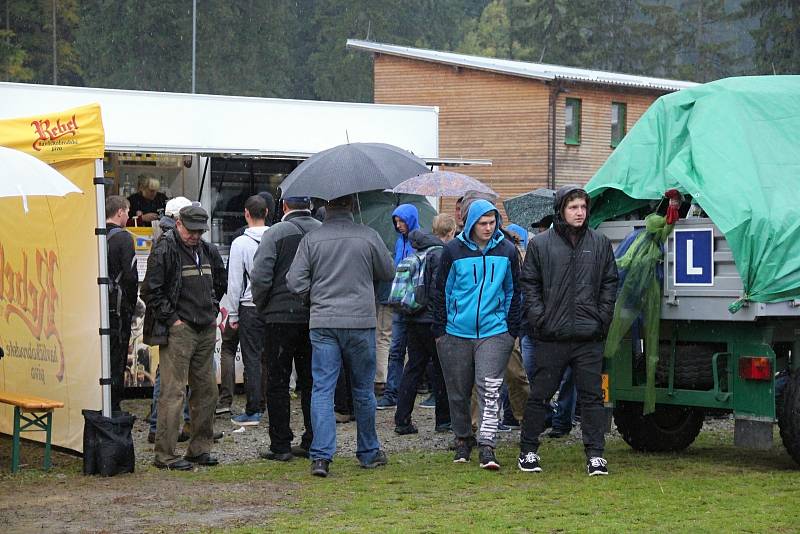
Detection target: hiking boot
<box><xmin>394</xmin><ymin>423</ymin><xmax>418</xmax><ymax>435</ymax></box>
<box><xmin>154</xmin><ymin>458</ymin><xmax>193</xmax><ymax>471</ymax></box>
<box><xmin>518</xmin><ymin>451</ymin><xmax>542</xmax><ymax>473</ymax></box>
<box><xmin>376</xmin><ymin>397</ymin><xmax>396</xmax><ymax>410</ymax></box>
<box><xmin>361</xmin><ymin>450</ymin><xmax>388</xmax><ymax>469</ymax></box>
<box><xmin>291</xmin><ymin>445</ymin><xmax>310</xmax><ymax>458</ymax></box>
<box><xmin>231</xmin><ymin>412</ymin><xmax>262</xmax><ymax>426</ymax></box>
<box><xmin>478</xmin><ymin>446</ymin><xmax>500</xmax><ymax>470</ymax></box>
<box><xmin>311</xmin><ymin>459</ymin><xmax>330</xmax><ymax>477</ymax></box>
<box><xmin>183</xmin><ymin>453</ymin><xmax>219</xmax><ymax>466</ymax></box>
<box><xmin>335</xmin><ymin>412</ymin><xmax>352</xmax><ymax>424</ymax></box>
<box><xmin>419</xmin><ymin>394</ymin><xmax>436</xmax><ymax>409</ymax></box>
<box><xmin>587</xmin><ymin>456</ymin><xmax>609</xmax><ymax>476</ymax></box>
<box><xmin>260</xmin><ymin>450</ymin><xmax>294</xmax><ymax>462</ymax></box>
<box><xmin>453</xmin><ymin>438</ymin><xmax>473</xmax><ymax>463</ymax></box>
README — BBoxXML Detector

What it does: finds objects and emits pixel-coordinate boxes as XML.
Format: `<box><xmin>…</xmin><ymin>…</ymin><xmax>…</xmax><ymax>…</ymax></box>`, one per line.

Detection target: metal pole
<box><xmin>52</xmin><ymin>0</ymin><xmax>57</xmax><ymax>85</ymax></box>
<box><xmin>95</xmin><ymin>159</ymin><xmax>112</xmax><ymax>417</ymax></box>
<box><xmin>191</xmin><ymin>0</ymin><xmax>196</xmax><ymax>93</ymax></box>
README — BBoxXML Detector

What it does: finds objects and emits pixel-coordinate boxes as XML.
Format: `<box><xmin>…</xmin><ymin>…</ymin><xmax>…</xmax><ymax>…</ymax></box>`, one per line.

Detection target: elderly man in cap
<box><xmin>142</xmin><ymin>205</ymin><xmax>227</xmax><ymax>470</ymax></box>
<box><xmin>251</xmin><ymin>195</ymin><xmax>321</xmax><ymax>461</ymax></box>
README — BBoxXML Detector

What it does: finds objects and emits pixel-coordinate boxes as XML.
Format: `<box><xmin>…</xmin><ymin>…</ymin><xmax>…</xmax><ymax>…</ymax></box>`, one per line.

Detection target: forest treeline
<box><xmin>1</xmin><ymin>1</ymin><xmax>797</xmax><ymax>102</ymax></box>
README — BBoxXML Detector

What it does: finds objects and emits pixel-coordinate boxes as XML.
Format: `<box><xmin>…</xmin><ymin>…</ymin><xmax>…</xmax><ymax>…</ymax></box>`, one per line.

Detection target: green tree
<box><xmin>743</xmin><ymin>0</ymin><xmax>800</xmax><ymax>74</ymax></box>
<box><xmin>1</xmin><ymin>0</ymin><xmax>81</xmax><ymax>84</ymax></box>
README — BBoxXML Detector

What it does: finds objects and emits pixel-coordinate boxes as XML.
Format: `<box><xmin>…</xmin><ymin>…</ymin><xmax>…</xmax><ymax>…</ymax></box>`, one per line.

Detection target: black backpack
<box><xmin>108</xmin><ymin>227</ymin><xmax>136</xmax><ymax>316</ymax></box>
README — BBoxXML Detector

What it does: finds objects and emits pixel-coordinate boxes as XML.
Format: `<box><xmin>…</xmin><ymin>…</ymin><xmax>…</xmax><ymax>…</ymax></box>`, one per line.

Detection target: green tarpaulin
<box><xmin>586</xmin><ymin>76</ymin><xmax>800</xmax><ymax>307</ymax></box>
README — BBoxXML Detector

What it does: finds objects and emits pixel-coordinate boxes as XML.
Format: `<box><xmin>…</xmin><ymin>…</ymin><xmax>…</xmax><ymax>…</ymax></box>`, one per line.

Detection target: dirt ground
<box><xmin>0</xmin><ymin>392</ymin><xmax>526</xmax><ymax>533</ymax></box>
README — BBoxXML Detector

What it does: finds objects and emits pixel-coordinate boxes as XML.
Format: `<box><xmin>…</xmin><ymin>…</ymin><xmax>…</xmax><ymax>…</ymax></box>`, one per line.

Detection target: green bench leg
<box><xmin>44</xmin><ymin>412</ymin><xmax>53</xmax><ymax>470</ymax></box>
<box><xmin>12</xmin><ymin>406</ymin><xmax>21</xmax><ymax>473</ymax></box>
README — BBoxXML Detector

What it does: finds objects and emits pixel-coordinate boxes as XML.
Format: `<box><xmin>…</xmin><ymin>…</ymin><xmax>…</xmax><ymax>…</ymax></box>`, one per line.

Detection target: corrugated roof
<box><xmin>347</xmin><ymin>39</ymin><xmax>698</xmax><ymax>92</ymax></box>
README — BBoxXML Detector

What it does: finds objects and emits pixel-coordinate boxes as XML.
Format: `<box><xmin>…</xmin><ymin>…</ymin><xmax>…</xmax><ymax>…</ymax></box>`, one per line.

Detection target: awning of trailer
<box><xmin>585</xmin><ymin>76</ymin><xmax>800</xmax><ymax>307</ymax></box>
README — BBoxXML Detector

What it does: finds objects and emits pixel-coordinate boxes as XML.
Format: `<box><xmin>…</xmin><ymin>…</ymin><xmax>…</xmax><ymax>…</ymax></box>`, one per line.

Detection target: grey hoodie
<box><xmin>227</xmin><ymin>225</ymin><xmax>269</xmax><ymax>323</ymax></box>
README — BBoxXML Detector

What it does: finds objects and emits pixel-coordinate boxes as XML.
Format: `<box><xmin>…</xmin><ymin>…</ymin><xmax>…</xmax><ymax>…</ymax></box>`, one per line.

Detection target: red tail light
<box><xmin>738</xmin><ymin>357</ymin><xmax>771</xmax><ymax>381</ymax></box>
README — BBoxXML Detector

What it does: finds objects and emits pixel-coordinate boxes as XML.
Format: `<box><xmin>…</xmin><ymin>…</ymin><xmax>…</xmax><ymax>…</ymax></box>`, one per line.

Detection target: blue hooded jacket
<box><xmin>432</xmin><ymin>199</ymin><xmax>521</xmax><ymax>339</ymax></box>
<box><xmin>392</xmin><ymin>203</ymin><xmax>420</xmax><ymax>265</ymax></box>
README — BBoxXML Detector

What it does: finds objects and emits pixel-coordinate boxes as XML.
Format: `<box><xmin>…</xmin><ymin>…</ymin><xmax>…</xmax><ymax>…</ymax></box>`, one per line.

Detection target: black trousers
<box><xmin>520</xmin><ymin>340</ymin><xmax>606</xmax><ymax>458</ymax></box>
<box><xmin>264</xmin><ymin>322</ymin><xmax>313</xmax><ymax>454</ymax></box>
<box><xmin>109</xmin><ymin>313</ymin><xmax>132</xmax><ymax>412</ymax></box>
<box><xmin>395</xmin><ymin>322</ymin><xmax>450</xmax><ymax>427</ymax></box>
<box><xmin>239</xmin><ymin>306</ymin><xmax>267</xmax><ymax>415</ymax></box>
<box><xmin>334</xmin><ymin>360</ymin><xmax>353</xmax><ymax>414</ymax></box>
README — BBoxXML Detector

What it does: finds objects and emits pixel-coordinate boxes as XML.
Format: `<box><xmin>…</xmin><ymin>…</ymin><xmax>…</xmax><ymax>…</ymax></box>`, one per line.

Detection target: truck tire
<box><xmin>614</xmin><ymin>401</ymin><xmax>704</xmax><ymax>452</ymax></box>
<box><xmin>655</xmin><ymin>342</ymin><xmax>722</xmax><ymax>390</ymax></box>
<box><xmin>778</xmin><ymin>371</ymin><xmax>800</xmax><ymax>466</ymax></box>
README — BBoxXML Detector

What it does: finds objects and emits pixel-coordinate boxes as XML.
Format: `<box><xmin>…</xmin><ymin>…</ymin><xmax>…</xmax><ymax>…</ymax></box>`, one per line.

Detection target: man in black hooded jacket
<box><xmin>517</xmin><ymin>185</ymin><xmax>618</xmax><ymax>476</ymax></box>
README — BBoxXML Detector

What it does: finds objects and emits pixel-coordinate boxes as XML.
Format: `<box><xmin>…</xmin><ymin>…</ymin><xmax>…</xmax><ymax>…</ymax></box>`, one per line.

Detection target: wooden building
<box><xmin>347</xmin><ymin>40</ymin><xmax>697</xmax><ymax>219</ymax></box>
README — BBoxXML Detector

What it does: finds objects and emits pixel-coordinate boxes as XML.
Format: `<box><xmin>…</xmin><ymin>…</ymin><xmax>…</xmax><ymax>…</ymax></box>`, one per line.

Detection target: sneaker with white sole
<box><xmin>453</xmin><ymin>438</ymin><xmax>473</xmax><ymax>463</ymax></box>
<box><xmin>231</xmin><ymin>412</ymin><xmax>262</xmax><ymax>426</ymax></box>
<box><xmin>518</xmin><ymin>451</ymin><xmax>542</xmax><ymax>472</ymax></box>
<box><xmin>478</xmin><ymin>446</ymin><xmax>500</xmax><ymax>470</ymax></box>
<box><xmin>587</xmin><ymin>456</ymin><xmax>609</xmax><ymax>476</ymax></box>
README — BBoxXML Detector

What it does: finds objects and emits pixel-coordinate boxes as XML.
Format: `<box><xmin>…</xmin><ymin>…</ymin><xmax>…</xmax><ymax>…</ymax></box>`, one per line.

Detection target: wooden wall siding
<box><xmin>553</xmin><ymin>82</ymin><xmax>664</xmax><ymax>189</ymax></box>
<box><xmin>373</xmin><ymin>53</ymin><xmax>666</xmax><ymax>223</ymax></box>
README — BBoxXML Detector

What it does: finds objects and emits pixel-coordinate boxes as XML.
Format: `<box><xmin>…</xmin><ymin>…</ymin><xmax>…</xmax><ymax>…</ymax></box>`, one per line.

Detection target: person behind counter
<box><xmin>128</xmin><ymin>174</ymin><xmax>168</xmax><ymax>226</ymax></box>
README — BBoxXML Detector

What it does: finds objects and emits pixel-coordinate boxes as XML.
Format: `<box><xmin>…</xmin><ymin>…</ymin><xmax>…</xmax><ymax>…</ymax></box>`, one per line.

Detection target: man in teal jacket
<box><xmin>432</xmin><ymin>199</ymin><xmax>521</xmax><ymax>470</ymax></box>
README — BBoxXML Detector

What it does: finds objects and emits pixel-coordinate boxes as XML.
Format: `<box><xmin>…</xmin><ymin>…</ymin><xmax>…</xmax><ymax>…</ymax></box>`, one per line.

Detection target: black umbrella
<box><xmin>279</xmin><ymin>142</ymin><xmax>430</xmax><ymax>201</ymax></box>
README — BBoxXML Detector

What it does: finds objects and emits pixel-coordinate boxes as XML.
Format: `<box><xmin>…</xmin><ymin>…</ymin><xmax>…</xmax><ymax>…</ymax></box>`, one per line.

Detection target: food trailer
<box><xmin>0</xmin><ymin>82</ymin><xmax>444</xmax><ymax>390</ymax></box>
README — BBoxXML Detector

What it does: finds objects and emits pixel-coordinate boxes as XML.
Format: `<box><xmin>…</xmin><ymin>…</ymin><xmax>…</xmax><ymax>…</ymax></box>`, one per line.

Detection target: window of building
<box><xmin>565</xmin><ymin>98</ymin><xmax>581</xmax><ymax>145</ymax></box>
<box><xmin>611</xmin><ymin>102</ymin><xmax>627</xmax><ymax>148</ymax></box>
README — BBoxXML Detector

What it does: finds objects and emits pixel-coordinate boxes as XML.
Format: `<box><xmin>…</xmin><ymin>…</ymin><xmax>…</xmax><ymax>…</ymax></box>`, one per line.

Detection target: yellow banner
<box><xmin>0</xmin><ymin>103</ymin><xmax>105</xmax><ymax>164</ymax></box>
<box><xmin>0</xmin><ymin>114</ymin><xmax>103</xmax><ymax>453</ymax></box>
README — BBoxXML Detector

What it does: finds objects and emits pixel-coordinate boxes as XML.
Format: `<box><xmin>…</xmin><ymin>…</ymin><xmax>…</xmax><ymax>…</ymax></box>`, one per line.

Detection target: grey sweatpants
<box><xmin>436</xmin><ymin>332</ymin><xmax>515</xmax><ymax>448</ymax></box>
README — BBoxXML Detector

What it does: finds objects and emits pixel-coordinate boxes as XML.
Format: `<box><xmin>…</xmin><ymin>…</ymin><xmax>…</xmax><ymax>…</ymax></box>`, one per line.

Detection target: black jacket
<box><xmin>521</xmin><ymin>187</ymin><xmax>618</xmax><ymax>342</ymax></box>
<box><xmin>405</xmin><ymin>230</ymin><xmax>445</xmax><ymax>324</ymax></box>
<box><xmin>106</xmin><ymin>223</ymin><xmax>138</xmax><ymax>318</ymax></box>
<box><xmin>141</xmin><ymin>230</ymin><xmax>227</xmax><ymax>345</ymax></box>
<box><xmin>251</xmin><ymin>212</ymin><xmax>322</xmax><ymax>323</ymax></box>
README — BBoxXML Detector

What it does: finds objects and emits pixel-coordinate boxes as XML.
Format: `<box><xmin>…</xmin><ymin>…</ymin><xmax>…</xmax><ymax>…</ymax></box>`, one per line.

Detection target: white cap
<box><xmin>164</xmin><ymin>196</ymin><xmax>194</xmax><ymax>217</ymax></box>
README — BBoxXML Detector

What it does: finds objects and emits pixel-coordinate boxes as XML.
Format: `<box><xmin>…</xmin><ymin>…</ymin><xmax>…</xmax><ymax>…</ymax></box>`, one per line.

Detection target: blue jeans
<box><xmin>382</xmin><ymin>313</ymin><xmax>408</xmax><ymax>402</ymax></box>
<box><xmin>149</xmin><ymin>365</ymin><xmax>190</xmax><ymax>433</ymax></box>
<box><xmin>520</xmin><ymin>335</ymin><xmax>576</xmax><ymax>432</ymax></box>
<box><xmin>309</xmin><ymin>328</ymin><xmax>381</xmax><ymax>465</ymax></box>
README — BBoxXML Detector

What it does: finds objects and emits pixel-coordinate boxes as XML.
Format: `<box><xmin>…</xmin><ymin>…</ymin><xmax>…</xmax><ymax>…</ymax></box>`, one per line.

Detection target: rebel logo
<box><xmin>30</xmin><ymin>115</ymin><xmax>79</xmax><ymax>151</ymax></box>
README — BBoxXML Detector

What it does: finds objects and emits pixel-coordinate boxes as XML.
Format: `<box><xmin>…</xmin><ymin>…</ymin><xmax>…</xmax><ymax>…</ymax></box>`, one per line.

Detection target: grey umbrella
<box><xmin>503</xmin><ymin>188</ymin><xmax>556</xmax><ymax>228</ymax></box>
<box><xmin>279</xmin><ymin>142</ymin><xmax>430</xmax><ymax>201</ymax></box>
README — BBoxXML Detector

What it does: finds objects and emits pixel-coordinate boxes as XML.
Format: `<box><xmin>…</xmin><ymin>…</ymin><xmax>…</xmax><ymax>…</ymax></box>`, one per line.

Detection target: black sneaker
<box><xmin>311</xmin><ymin>459</ymin><xmax>330</xmax><ymax>477</ymax></box>
<box><xmin>260</xmin><ymin>450</ymin><xmax>293</xmax><ymax>462</ymax></box>
<box><xmin>518</xmin><ymin>451</ymin><xmax>542</xmax><ymax>472</ymax></box>
<box><xmin>361</xmin><ymin>450</ymin><xmax>388</xmax><ymax>469</ymax></box>
<box><xmin>478</xmin><ymin>446</ymin><xmax>500</xmax><ymax>470</ymax></box>
<box><xmin>453</xmin><ymin>439</ymin><xmax>473</xmax><ymax>463</ymax></box>
<box><xmin>587</xmin><ymin>457</ymin><xmax>609</xmax><ymax>476</ymax></box>
<box><xmin>547</xmin><ymin>428</ymin><xmax>571</xmax><ymax>439</ymax></box>
<box><xmin>394</xmin><ymin>423</ymin><xmax>418</xmax><ymax>435</ymax></box>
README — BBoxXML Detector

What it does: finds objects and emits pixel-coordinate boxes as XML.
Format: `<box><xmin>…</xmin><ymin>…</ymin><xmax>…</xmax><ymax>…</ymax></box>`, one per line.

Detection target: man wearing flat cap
<box><xmin>142</xmin><ymin>205</ymin><xmax>227</xmax><ymax>470</ymax></box>
<box><xmin>251</xmin><ymin>195</ymin><xmax>321</xmax><ymax>461</ymax></box>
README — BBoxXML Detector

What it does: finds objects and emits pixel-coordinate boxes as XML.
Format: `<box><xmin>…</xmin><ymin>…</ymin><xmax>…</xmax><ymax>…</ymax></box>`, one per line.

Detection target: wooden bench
<box><xmin>0</xmin><ymin>392</ymin><xmax>64</xmax><ymax>473</ymax></box>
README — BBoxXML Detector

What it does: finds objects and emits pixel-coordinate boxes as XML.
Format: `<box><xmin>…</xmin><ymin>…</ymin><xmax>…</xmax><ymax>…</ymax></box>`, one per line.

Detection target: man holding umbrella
<box><xmin>287</xmin><ymin>194</ymin><xmax>395</xmax><ymax>477</ymax></box>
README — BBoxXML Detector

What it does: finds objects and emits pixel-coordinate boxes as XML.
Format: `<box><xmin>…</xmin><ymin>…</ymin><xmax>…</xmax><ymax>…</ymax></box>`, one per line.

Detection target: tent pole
<box><xmin>95</xmin><ymin>159</ymin><xmax>112</xmax><ymax>417</ymax></box>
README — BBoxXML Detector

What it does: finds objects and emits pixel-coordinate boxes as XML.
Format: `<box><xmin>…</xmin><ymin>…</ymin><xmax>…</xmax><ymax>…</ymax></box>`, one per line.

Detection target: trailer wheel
<box><xmin>614</xmin><ymin>401</ymin><xmax>704</xmax><ymax>452</ymax></box>
<box><xmin>778</xmin><ymin>371</ymin><xmax>800</xmax><ymax>466</ymax></box>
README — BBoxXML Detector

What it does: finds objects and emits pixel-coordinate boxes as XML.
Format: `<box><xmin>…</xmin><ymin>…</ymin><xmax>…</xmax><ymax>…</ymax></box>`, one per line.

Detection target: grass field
<box><xmin>201</xmin><ymin>428</ymin><xmax>799</xmax><ymax>533</ymax></box>
<box><xmin>2</xmin><ymin>424</ymin><xmax>799</xmax><ymax>533</ymax></box>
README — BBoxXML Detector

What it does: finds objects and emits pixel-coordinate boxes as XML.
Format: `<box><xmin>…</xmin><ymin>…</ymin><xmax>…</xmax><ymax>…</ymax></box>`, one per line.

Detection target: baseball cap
<box><xmin>165</xmin><ymin>196</ymin><xmax>194</xmax><ymax>218</ymax></box>
<box><xmin>178</xmin><ymin>205</ymin><xmax>209</xmax><ymax>231</ymax></box>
